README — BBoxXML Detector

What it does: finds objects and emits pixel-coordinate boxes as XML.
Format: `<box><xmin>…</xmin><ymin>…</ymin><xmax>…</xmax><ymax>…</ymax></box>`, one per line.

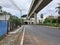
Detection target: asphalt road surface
<box><xmin>23</xmin><ymin>25</ymin><xmax>60</xmax><ymax>45</ymax></box>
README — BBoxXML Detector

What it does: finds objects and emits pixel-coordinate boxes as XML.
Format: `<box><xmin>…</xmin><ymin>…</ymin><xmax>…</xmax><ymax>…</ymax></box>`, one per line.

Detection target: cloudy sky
<box><xmin>0</xmin><ymin>0</ymin><xmax>32</xmax><ymax>18</ymax></box>
<box><xmin>0</xmin><ymin>0</ymin><xmax>60</xmax><ymax>19</ymax></box>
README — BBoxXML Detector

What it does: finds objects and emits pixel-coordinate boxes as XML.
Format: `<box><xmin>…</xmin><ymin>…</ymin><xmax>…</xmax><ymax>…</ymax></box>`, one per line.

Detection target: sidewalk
<box><xmin>0</xmin><ymin>26</ymin><xmax>23</xmax><ymax>45</ymax></box>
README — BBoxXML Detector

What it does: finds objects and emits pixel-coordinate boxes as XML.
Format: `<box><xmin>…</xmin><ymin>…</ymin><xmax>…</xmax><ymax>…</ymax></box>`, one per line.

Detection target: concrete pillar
<box><xmin>41</xmin><ymin>18</ymin><xmax>43</xmax><ymax>24</ymax></box>
<box><xmin>34</xmin><ymin>13</ymin><xmax>37</xmax><ymax>24</ymax></box>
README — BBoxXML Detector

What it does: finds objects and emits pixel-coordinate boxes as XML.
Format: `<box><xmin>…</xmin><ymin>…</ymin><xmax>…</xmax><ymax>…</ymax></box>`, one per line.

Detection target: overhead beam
<box><xmin>29</xmin><ymin>0</ymin><xmax>43</xmax><ymax>18</ymax></box>
<box><xmin>28</xmin><ymin>0</ymin><xmax>52</xmax><ymax>18</ymax></box>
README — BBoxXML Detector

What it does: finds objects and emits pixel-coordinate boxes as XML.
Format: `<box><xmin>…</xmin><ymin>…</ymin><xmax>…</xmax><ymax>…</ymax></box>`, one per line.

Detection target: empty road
<box><xmin>23</xmin><ymin>25</ymin><xmax>60</xmax><ymax>45</ymax></box>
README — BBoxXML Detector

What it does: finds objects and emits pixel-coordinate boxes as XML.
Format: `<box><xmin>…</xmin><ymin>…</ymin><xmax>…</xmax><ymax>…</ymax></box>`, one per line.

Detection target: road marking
<box><xmin>20</xmin><ymin>27</ymin><xmax>25</xmax><ymax>45</ymax></box>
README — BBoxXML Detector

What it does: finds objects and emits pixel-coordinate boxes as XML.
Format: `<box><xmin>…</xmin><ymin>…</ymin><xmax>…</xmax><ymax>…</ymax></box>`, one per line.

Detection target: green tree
<box><xmin>0</xmin><ymin>6</ymin><xmax>3</xmax><ymax>15</ymax></box>
<box><xmin>0</xmin><ymin>6</ymin><xmax>2</xmax><ymax>10</ymax></box>
<box><xmin>56</xmin><ymin>4</ymin><xmax>60</xmax><ymax>15</ymax></box>
<box><xmin>44</xmin><ymin>18</ymin><xmax>57</xmax><ymax>23</ymax></box>
<box><xmin>10</xmin><ymin>16</ymin><xmax>23</xmax><ymax>27</ymax></box>
<box><xmin>44</xmin><ymin>18</ymin><xmax>52</xmax><ymax>23</ymax></box>
<box><xmin>19</xmin><ymin>18</ymin><xmax>24</xmax><ymax>25</ymax></box>
<box><xmin>56</xmin><ymin>4</ymin><xmax>60</xmax><ymax>25</ymax></box>
<box><xmin>57</xmin><ymin>16</ymin><xmax>60</xmax><ymax>23</ymax></box>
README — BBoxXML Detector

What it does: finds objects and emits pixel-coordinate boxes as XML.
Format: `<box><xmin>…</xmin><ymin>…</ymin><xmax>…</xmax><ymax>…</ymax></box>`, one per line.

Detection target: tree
<box><xmin>56</xmin><ymin>3</ymin><xmax>60</xmax><ymax>24</ymax></box>
<box><xmin>10</xmin><ymin>16</ymin><xmax>23</xmax><ymax>27</ymax></box>
<box><xmin>56</xmin><ymin>3</ymin><xmax>60</xmax><ymax>15</ymax></box>
<box><xmin>57</xmin><ymin>16</ymin><xmax>60</xmax><ymax>23</ymax></box>
<box><xmin>0</xmin><ymin>6</ymin><xmax>3</xmax><ymax>15</ymax></box>
<box><xmin>44</xmin><ymin>18</ymin><xmax>52</xmax><ymax>23</ymax></box>
<box><xmin>44</xmin><ymin>18</ymin><xmax>57</xmax><ymax>23</ymax></box>
<box><xmin>19</xmin><ymin>18</ymin><xmax>24</xmax><ymax>25</ymax></box>
<box><xmin>0</xmin><ymin>6</ymin><xmax>2</xmax><ymax>10</ymax></box>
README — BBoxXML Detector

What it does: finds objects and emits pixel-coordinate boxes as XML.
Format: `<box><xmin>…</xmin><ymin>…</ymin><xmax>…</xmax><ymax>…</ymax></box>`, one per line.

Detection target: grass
<box><xmin>0</xmin><ymin>36</ymin><xmax>4</xmax><ymax>41</ymax></box>
<box><xmin>38</xmin><ymin>23</ymin><xmax>60</xmax><ymax>27</ymax></box>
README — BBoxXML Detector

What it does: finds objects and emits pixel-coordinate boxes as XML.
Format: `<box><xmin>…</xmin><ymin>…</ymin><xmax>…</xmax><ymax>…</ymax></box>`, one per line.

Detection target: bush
<box><xmin>44</xmin><ymin>23</ymin><xmax>59</xmax><ymax>27</ymax></box>
<box><xmin>0</xmin><ymin>36</ymin><xmax>4</xmax><ymax>40</ymax></box>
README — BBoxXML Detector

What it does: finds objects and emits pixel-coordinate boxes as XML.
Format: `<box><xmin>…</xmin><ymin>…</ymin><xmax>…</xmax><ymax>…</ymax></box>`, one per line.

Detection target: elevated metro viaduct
<box><xmin>28</xmin><ymin>0</ymin><xmax>52</xmax><ymax>24</ymax></box>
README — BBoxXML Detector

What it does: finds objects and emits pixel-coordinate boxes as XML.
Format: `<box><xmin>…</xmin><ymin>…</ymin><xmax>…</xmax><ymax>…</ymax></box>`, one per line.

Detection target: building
<box><xmin>47</xmin><ymin>16</ymin><xmax>58</xmax><ymax>19</ymax></box>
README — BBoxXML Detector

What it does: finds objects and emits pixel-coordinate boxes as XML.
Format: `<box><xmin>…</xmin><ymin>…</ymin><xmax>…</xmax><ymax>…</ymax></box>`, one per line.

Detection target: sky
<box><xmin>0</xmin><ymin>0</ymin><xmax>32</xmax><ymax>18</ymax></box>
<box><xmin>0</xmin><ymin>0</ymin><xmax>60</xmax><ymax>19</ymax></box>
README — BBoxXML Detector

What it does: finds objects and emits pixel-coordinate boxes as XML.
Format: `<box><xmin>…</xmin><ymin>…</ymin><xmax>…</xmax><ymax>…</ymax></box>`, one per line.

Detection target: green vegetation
<box><xmin>0</xmin><ymin>36</ymin><xmax>4</xmax><ymax>40</ymax></box>
<box><xmin>40</xmin><ymin>16</ymin><xmax>60</xmax><ymax>27</ymax></box>
<box><xmin>10</xmin><ymin>16</ymin><xmax>24</xmax><ymax>28</ymax></box>
<box><xmin>56</xmin><ymin>4</ymin><xmax>60</xmax><ymax>15</ymax></box>
<box><xmin>44</xmin><ymin>18</ymin><xmax>57</xmax><ymax>23</ymax></box>
<box><xmin>57</xmin><ymin>16</ymin><xmax>60</xmax><ymax>23</ymax></box>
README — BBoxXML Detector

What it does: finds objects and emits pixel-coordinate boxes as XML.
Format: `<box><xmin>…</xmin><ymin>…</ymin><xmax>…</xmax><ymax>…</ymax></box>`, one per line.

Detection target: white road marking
<box><xmin>20</xmin><ymin>27</ymin><xmax>25</xmax><ymax>45</ymax></box>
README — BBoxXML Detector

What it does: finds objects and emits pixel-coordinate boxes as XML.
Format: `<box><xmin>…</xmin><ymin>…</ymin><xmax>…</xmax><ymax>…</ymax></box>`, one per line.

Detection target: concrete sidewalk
<box><xmin>0</xmin><ymin>26</ymin><xmax>24</xmax><ymax>45</ymax></box>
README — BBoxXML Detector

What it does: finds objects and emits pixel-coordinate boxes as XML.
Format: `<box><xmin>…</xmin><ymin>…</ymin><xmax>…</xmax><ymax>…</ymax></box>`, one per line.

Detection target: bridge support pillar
<box><xmin>34</xmin><ymin>13</ymin><xmax>37</xmax><ymax>24</ymax></box>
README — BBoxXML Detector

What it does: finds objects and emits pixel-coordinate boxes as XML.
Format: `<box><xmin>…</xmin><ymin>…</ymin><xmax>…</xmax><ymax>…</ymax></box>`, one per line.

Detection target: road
<box><xmin>23</xmin><ymin>25</ymin><xmax>60</xmax><ymax>45</ymax></box>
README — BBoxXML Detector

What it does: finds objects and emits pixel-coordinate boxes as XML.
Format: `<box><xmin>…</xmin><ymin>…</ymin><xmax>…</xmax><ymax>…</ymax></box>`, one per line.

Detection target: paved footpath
<box><xmin>0</xmin><ymin>27</ymin><xmax>23</xmax><ymax>45</ymax></box>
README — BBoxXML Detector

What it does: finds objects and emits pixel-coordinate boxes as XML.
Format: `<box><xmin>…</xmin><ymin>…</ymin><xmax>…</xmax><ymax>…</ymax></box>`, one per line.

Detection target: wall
<box><xmin>0</xmin><ymin>20</ymin><xmax>8</xmax><ymax>36</ymax></box>
<box><xmin>0</xmin><ymin>15</ymin><xmax>10</xmax><ymax>36</ymax></box>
